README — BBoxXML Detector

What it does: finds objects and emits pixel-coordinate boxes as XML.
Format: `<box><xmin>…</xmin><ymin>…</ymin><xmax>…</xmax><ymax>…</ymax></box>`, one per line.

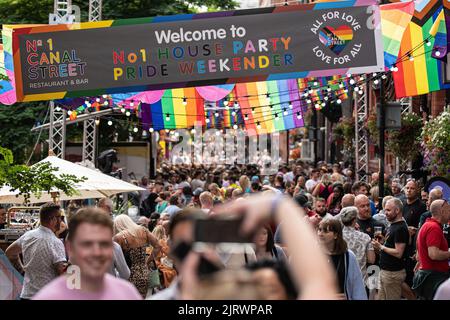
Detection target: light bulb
<box><xmin>393</xmin><ymin>66</ymin><xmax>398</xmax><ymax>72</ymax></box>
<box><xmin>337</xmin><ymin>99</ymin><xmax>342</xmax><ymax>104</ymax></box>
<box><xmin>215</xmin><ymin>131</ymin><xmax>221</xmax><ymax>136</ymax></box>
<box><xmin>372</xmin><ymin>73</ymin><xmax>377</xmax><ymax>77</ymax></box>
<box><xmin>121</xmin><ymin>108</ymin><xmax>126</xmax><ymax>113</ymax></box>
<box><xmin>315</xmin><ymin>103</ymin><xmax>320</xmax><ymax>109</ymax></box>
<box><xmin>165</xmin><ymin>114</ymin><xmax>170</xmax><ymax>121</ymax></box>
<box><xmin>426</xmin><ymin>39</ymin><xmax>431</xmax><ymax>47</ymax></box>
<box><xmin>233</xmin><ymin>124</ymin><xmax>238</xmax><ymax>130</ymax></box>
<box><xmin>107</xmin><ymin>120</ymin><xmax>113</xmax><ymax>126</ymax></box>
<box><xmin>55</xmin><ymin>106</ymin><xmax>62</xmax><ymax>112</ymax></box>
<box><xmin>344</xmin><ymin>89</ymin><xmax>349</xmax><ymax>93</ymax></box>
<box><xmin>126</xmin><ymin>111</ymin><xmax>131</xmax><ymax>117</ymax></box>
<box><xmin>130</xmin><ymin>102</ymin><xmax>134</xmax><ymax>107</ymax></box>
<box><xmin>307</xmin><ymin>99</ymin><xmax>312</xmax><ymax>104</ymax></box>
<box><xmin>149</xmin><ymin>128</ymin><xmax>154</xmax><ymax>133</ymax></box>
<box><xmin>324</xmin><ymin>96</ymin><xmax>329</xmax><ymax>101</ymax></box>
<box><xmin>191</xmin><ymin>129</ymin><xmax>195</xmax><ymax>134</ymax></box>
<box><xmin>283</xmin><ymin>109</ymin><xmax>288</xmax><ymax>116</ymax></box>
<box><xmin>321</xmin><ymin>102</ymin><xmax>326</xmax><ymax>107</ymax></box>
<box><xmin>257</xmin><ymin>122</ymin><xmax>261</xmax><ymax>130</ymax></box>
<box><xmin>133</xmin><ymin>127</ymin><xmax>138</xmax><ymax>133</ymax></box>
<box><xmin>86</xmin><ymin>103</ymin><xmax>91</xmax><ymax>108</ymax></box>
<box><xmin>374</xmin><ymin>79</ymin><xmax>379</xmax><ymax>85</ymax></box>
<box><xmin>382</xmin><ymin>74</ymin><xmax>387</xmax><ymax>80</ymax></box>
<box><xmin>68</xmin><ymin>110</ymin><xmax>73</xmax><ymax>116</ymax></box>
<box><xmin>234</xmin><ymin>102</ymin><xmax>239</xmax><ymax>108</ymax></box>
<box><xmin>358</xmin><ymin>90</ymin><xmax>364</xmax><ymax>95</ymax></box>
<box><xmin>275</xmin><ymin>113</ymin><xmax>279</xmax><ymax>120</ymax></box>
<box><xmin>231</xmin><ymin>111</ymin><xmax>236</xmax><ymax>117</ymax></box>
<box><xmin>142</xmin><ymin>130</ymin><xmax>148</xmax><ymax>137</ymax></box>
<box><xmin>296</xmin><ymin>112</ymin><xmax>302</xmax><ymax>119</ymax></box>
<box><xmin>327</xmin><ymin>86</ymin><xmax>331</xmax><ymax>92</ymax></box>
<box><xmin>313</xmin><ymin>81</ymin><xmax>318</xmax><ymax>86</ymax></box>
<box><xmin>223</xmin><ymin>99</ymin><xmax>229</xmax><ymax>106</ymax></box>
<box><xmin>102</xmin><ymin>94</ymin><xmax>108</xmax><ymax>99</ymax></box>
<box><xmin>288</xmin><ymin>102</ymin><xmax>293</xmax><ymax>109</ymax></box>
<box><xmin>339</xmin><ymin>82</ymin><xmax>344</xmax><ymax>88</ymax></box>
<box><xmin>103</xmin><ymin>101</ymin><xmax>109</xmax><ymax>106</ymax></box>
<box><xmin>435</xmin><ymin>50</ymin><xmax>441</xmax><ymax>57</ymax></box>
<box><xmin>95</xmin><ymin>119</ymin><xmax>100</xmax><ymax>126</ymax></box>
<box><xmin>165</xmin><ymin>129</ymin><xmax>169</xmax><ymax>133</ymax></box>
<box><xmin>349</xmin><ymin>79</ymin><xmax>355</xmax><ymax>85</ymax></box>
<box><xmin>182</xmin><ymin>98</ymin><xmax>187</xmax><ymax>106</ymax></box>
<box><xmin>84</xmin><ymin>100</ymin><xmax>89</xmax><ymax>105</ymax></box>
<box><xmin>409</xmin><ymin>55</ymin><xmax>414</xmax><ymax>61</ymax></box>
<box><xmin>215</xmin><ymin>112</ymin><xmax>219</xmax><ymax>117</ymax></box>
<box><xmin>206</xmin><ymin>118</ymin><xmax>210</xmax><ymax>123</ymax></box>
<box><xmin>96</xmin><ymin>98</ymin><xmax>100</xmax><ymax>102</ymax></box>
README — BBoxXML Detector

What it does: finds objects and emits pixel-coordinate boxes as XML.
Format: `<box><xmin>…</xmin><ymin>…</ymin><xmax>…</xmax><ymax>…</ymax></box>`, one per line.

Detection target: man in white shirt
<box><xmin>305</xmin><ymin>169</ymin><xmax>320</xmax><ymax>192</ymax></box>
<box><xmin>6</xmin><ymin>203</ymin><xmax>68</xmax><ymax>299</ymax></box>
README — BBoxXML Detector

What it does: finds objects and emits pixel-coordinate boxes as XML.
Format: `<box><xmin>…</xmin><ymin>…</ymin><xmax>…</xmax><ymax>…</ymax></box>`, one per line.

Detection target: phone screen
<box><xmin>194</xmin><ymin>217</ymin><xmax>253</xmax><ymax>244</ymax></box>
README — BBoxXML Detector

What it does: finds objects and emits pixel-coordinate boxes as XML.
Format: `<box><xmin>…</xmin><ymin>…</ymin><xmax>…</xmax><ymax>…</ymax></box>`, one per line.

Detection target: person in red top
<box><xmin>413</xmin><ymin>199</ymin><xmax>450</xmax><ymax>299</ymax></box>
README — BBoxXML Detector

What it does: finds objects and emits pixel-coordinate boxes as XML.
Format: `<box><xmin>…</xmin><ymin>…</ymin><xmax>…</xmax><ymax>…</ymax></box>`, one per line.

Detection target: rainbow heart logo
<box><xmin>319</xmin><ymin>25</ymin><xmax>353</xmax><ymax>55</ymax></box>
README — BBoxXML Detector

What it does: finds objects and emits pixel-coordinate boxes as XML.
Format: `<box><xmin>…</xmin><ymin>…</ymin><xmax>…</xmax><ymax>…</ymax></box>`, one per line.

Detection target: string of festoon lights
<box><xmin>61</xmin><ymin>34</ymin><xmax>439</xmax><ymax>133</ymax></box>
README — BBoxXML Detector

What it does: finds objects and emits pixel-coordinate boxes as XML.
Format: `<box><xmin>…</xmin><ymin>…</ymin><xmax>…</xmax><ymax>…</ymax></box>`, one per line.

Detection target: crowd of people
<box><xmin>2</xmin><ymin>159</ymin><xmax>450</xmax><ymax>300</ymax></box>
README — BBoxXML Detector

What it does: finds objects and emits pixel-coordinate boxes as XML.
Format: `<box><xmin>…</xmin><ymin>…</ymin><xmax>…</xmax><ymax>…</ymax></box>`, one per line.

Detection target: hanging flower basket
<box><xmin>386</xmin><ymin>112</ymin><xmax>423</xmax><ymax>162</ymax></box>
<box><xmin>421</xmin><ymin>109</ymin><xmax>450</xmax><ymax>179</ymax></box>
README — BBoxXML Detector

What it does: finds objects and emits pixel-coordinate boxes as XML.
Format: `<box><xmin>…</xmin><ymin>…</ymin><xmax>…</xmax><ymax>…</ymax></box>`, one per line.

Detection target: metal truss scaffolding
<box><xmin>354</xmin><ymin>84</ymin><xmax>369</xmax><ymax>182</ymax></box>
<box><xmin>48</xmin><ymin>101</ymin><xmax>67</xmax><ymax>158</ymax></box>
<box><xmin>81</xmin><ymin>0</ymin><xmax>103</xmax><ymax>163</ymax></box>
<box><xmin>89</xmin><ymin>0</ymin><xmax>103</xmax><ymax>22</ymax></box>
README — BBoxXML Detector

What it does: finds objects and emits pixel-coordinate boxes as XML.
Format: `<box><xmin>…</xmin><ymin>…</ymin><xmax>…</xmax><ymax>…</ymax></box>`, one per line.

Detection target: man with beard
<box><xmin>33</xmin><ymin>208</ymin><xmax>141</xmax><ymax>300</ymax></box>
<box><xmin>6</xmin><ymin>203</ymin><xmax>68</xmax><ymax>299</ymax></box>
<box><xmin>372</xmin><ymin>198</ymin><xmax>409</xmax><ymax>300</ymax></box>
<box><xmin>355</xmin><ymin>195</ymin><xmax>385</xmax><ymax>238</ymax></box>
<box><xmin>314</xmin><ymin>198</ymin><xmax>333</xmax><ymax>220</ymax></box>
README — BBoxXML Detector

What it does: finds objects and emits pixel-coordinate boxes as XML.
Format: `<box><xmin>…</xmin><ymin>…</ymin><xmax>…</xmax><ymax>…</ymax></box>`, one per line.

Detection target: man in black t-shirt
<box><xmin>402</xmin><ymin>179</ymin><xmax>427</xmax><ymax>293</ymax></box>
<box><xmin>372</xmin><ymin>198</ymin><xmax>409</xmax><ymax>300</ymax></box>
<box><xmin>355</xmin><ymin>194</ymin><xmax>385</xmax><ymax>238</ymax></box>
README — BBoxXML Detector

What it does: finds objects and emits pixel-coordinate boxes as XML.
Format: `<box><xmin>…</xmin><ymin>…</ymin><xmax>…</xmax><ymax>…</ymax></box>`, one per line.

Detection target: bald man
<box><xmin>355</xmin><ymin>194</ymin><xmax>385</xmax><ymax>238</ymax></box>
<box><xmin>341</xmin><ymin>194</ymin><xmax>356</xmax><ymax>208</ymax></box>
<box><xmin>414</xmin><ymin>199</ymin><xmax>450</xmax><ymax>299</ymax></box>
<box><xmin>418</xmin><ymin>188</ymin><xmax>444</xmax><ymax>229</ymax></box>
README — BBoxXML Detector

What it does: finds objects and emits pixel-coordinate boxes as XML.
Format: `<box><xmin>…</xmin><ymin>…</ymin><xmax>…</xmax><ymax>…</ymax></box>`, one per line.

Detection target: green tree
<box><xmin>0</xmin><ymin>146</ymin><xmax>86</xmax><ymax>203</ymax></box>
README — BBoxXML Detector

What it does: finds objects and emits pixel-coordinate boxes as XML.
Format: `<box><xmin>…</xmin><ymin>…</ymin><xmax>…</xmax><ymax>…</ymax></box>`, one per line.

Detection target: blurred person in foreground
<box><xmin>177</xmin><ymin>193</ymin><xmax>339</xmax><ymax>300</ymax></box>
<box><xmin>33</xmin><ymin>208</ymin><xmax>141</xmax><ymax>300</ymax></box>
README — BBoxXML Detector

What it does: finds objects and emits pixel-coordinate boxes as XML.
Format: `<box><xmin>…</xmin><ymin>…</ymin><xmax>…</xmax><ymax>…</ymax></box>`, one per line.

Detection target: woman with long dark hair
<box><xmin>327</xmin><ymin>183</ymin><xmax>344</xmax><ymax>216</ymax></box>
<box><xmin>254</xmin><ymin>225</ymin><xmax>287</xmax><ymax>262</ymax></box>
<box><xmin>317</xmin><ymin>219</ymin><xmax>367</xmax><ymax>300</ymax></box>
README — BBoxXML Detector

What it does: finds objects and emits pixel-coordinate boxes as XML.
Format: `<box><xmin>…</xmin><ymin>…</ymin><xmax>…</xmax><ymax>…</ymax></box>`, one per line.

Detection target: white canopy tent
<box><xmin>0</xmin><ymin>156</ymin><xmax>145</xmax><ymax>204</ymax></box>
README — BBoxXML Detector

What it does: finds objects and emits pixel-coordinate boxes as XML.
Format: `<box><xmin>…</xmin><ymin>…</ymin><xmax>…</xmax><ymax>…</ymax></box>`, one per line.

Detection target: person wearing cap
<box><xmin>340</xmin><ymin>206</ymin><xmax>376</xmax><ymax>286</ymax></box>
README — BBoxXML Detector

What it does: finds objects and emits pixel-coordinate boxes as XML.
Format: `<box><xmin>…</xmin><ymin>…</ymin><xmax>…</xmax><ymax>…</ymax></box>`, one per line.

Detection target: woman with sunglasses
<box><xmin>317</xmin><ymin>219</ymin><xmax>367</xmax><ymax>300</ymax></box>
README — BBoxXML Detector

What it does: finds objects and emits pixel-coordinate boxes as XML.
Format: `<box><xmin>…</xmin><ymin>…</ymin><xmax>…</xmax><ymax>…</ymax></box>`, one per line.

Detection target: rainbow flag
<box><xmin>393</xmin><ymin>6</ymin><xmax>450</xmax><ymax>98</ymax></box>
<box><xmin>150</xmin><ymin>87</ymin><xmax>205</xmax><ymax>130</ymax></box>
<box><xmin>430</xmin><ymin>8</ymin><xmax>447</xmax><ymax>59</ymax></box>
<box><xmin>234</xmin><ymin>79</ymin><xmax>303</xmax><ymax>135</ymax></box>
<box><xmin>380</xmin><ymin>1</ymin><xmax>415</xmax><ymax>69</ymax></box>
<box><xmin>0</xmin><ymin>28</ymin><xmax>16</xmax><ymax>105</ymax></box>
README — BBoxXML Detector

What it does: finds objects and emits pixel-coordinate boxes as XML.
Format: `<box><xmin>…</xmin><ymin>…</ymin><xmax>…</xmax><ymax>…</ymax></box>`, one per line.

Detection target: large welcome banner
<box><xmin>10</xmin><ymin>0</ymin><xmax>384</xmax><ymax>102</ymax></box>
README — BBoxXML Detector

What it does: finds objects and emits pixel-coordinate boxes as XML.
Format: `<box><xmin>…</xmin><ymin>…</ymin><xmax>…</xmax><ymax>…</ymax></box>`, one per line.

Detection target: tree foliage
<box><xmin>0</xmin><ymin>146</ymin><xmax>86</xmax><ymax>203</ymax></box>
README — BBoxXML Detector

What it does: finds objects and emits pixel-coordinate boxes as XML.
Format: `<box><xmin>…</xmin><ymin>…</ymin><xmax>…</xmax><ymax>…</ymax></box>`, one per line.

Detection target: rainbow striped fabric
<box><xmin>319</xmin><ymin>26</ymin><xmax>354</xmax><ymax>55</ymax></box>
<box><xmin>148</xmin><ymin>87</ymin><xmax>205</xmax><ymax>130</ymax></box>
<box><xmin>0</xmin><ymin>28</ymin><xmax>16</xmax><ymax>105</ymax></box>
<box><xmin>380</xmin><ymin>1</ymin><xmax>415</xmax><ymax>68</ymax></box>
<box><xmin>430</xmin><ymin>8</ymin><xmax>447</xmax><ymax>59</ymax></box>
<box><xmin>234</xmin><ymin>79</ymin><xmax>304</xmax><ymax>135</ymax></box>
<box><xmin>393</xmin><ymin>5</ymin><xmax>450</xmax><ymax>98</ymax></box>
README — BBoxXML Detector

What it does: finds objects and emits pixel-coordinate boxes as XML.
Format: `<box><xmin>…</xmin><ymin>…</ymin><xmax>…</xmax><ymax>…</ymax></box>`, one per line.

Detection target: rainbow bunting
<box><xmin>234</xmin><ymin>79</ymin><xmax>303</xmax><ymax>135</ymax></box>
<box><xmin>380</xmin><ymin>1</ymin><xmax>415</xmax><ymax>69</ymax></box>
<box><xmin>393</xmin><ymin>5</ymin><xmax>450</xmax><ymax>98</ymax></box>
<box><xmin>150</xmin><ymin>87</ymin><xmax>205</xmax><ymax>130</ymax></box>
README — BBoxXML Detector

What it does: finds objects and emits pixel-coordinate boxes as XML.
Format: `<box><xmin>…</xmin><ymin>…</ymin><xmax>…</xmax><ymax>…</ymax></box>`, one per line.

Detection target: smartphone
<box><xmin>194</xmin><ymin>217</ymin><xmax>253</xmax><ymax>244</ymax></box>
<box><xmin>170</xmin><ymin>241</ymin><xmax>221</xmax><ymax>276</ymax></box>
